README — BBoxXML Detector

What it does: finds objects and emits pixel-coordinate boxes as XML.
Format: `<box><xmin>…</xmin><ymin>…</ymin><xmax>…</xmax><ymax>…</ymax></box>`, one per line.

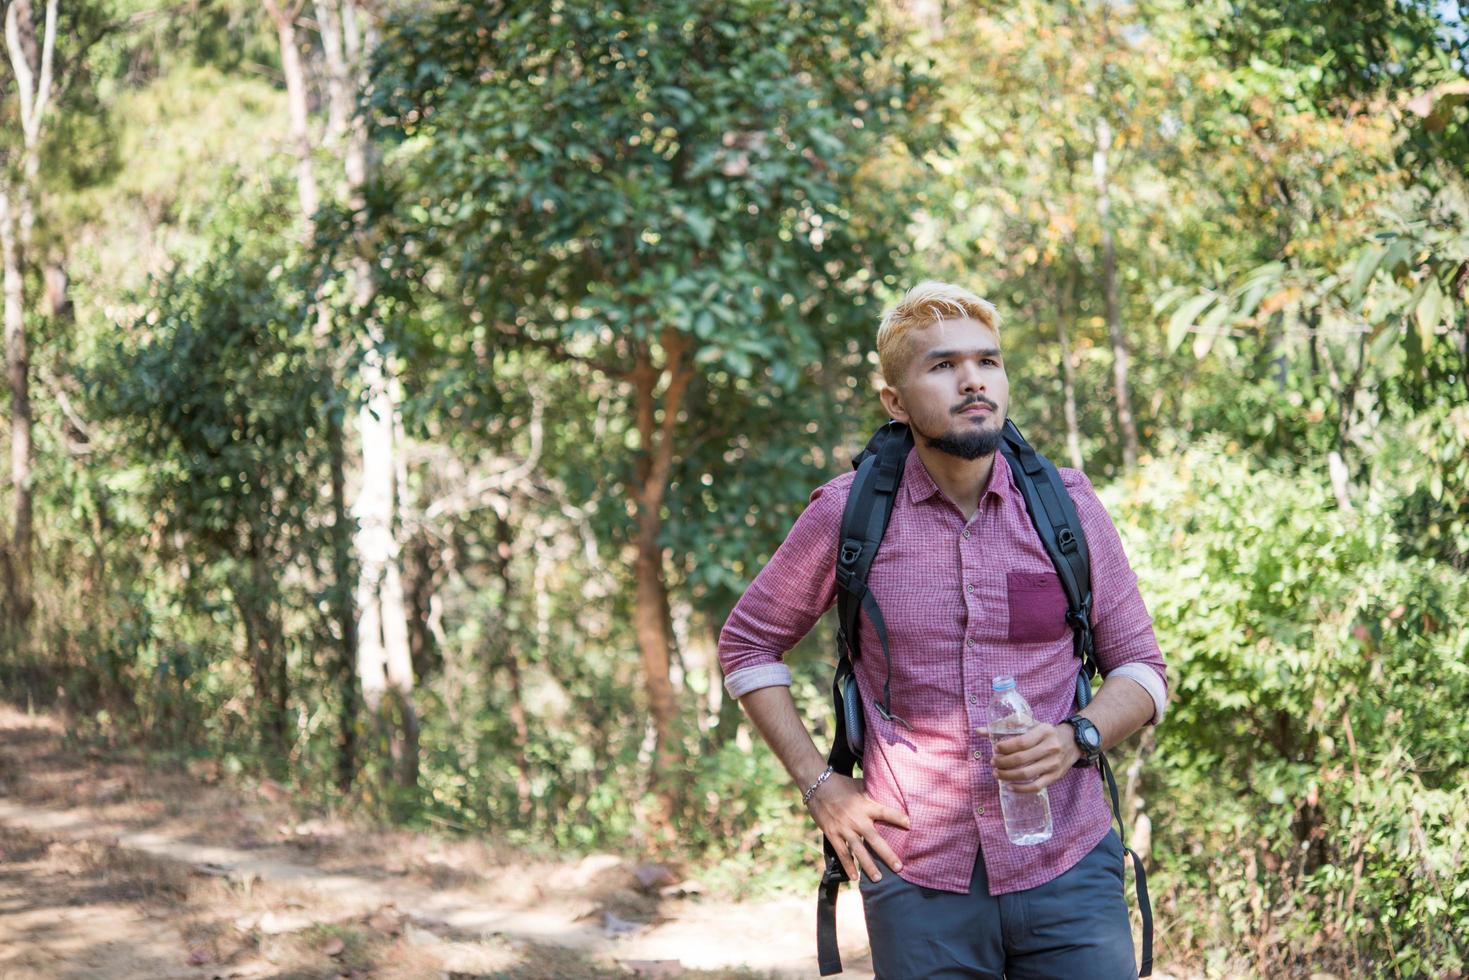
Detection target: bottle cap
<box><xmin>991</xmin><ymin>675</ymin><xmax>1016</xmax><ymax>692</ymax></box>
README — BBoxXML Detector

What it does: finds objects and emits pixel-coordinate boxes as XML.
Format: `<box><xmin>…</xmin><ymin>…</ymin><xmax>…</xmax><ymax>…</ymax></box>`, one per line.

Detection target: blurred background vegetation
<box><xmin>0</xmin><ymin>0</ymin><xmax>1465</xmax><ymax>975</ymax></box>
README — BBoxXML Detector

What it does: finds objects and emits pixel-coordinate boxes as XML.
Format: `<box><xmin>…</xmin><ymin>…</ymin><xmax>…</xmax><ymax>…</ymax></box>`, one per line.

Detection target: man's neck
<box><xmin>912</xmin><ymin>441</ymin><xmax>996</xmax><ymax>523</ymax></box>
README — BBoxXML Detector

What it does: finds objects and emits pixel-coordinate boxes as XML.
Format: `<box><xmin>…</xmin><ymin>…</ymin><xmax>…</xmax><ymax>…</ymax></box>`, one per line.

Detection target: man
<box><xmin>717</xmin><ymin>281</ymin><xmax>1168</xmax><ymax>979</ymax></box>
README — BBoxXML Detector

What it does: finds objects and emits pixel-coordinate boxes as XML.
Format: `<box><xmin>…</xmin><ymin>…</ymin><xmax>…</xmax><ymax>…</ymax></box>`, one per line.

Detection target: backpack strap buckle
<box><xmin>836</xmin><ymin>539</ymin><xmax>864</xmax><ymax>594</ymax></box>
<box><xmin>1065</xmin><ymin>594</ymin><xmax>1096</xmax><ymax>664</ymax></box>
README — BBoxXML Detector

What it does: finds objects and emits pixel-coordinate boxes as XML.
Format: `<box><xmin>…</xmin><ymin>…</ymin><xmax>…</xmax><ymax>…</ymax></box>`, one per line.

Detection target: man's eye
<box><xmin>934</xmin><ymin>360</ymin><xmax>952</xmax><ymax>369</ymax></box>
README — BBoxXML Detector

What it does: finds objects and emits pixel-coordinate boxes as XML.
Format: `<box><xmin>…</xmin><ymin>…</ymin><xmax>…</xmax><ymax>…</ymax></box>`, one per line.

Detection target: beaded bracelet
<box><xmin>802</xmin><ymin>764</ymin><xmax>835</xmax><ymax>805</ymax></box>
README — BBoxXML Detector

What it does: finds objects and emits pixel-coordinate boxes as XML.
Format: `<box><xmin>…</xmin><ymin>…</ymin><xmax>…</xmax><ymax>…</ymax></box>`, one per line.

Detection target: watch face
<box><xmin>1073</xmin><ymin>718</ymin><xmax>1101</xmax><ymax>750</ymax></box>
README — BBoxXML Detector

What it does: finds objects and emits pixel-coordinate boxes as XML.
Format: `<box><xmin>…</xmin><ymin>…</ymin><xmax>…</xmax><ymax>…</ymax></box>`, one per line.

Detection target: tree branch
<box><xmin>637</xmin><ymin>327</ymin><xmax>692</xmax><ymax>516</ymax></box>
<box><xmin>655</xmin><ymin>327</ymin><xmax>692</xmax><ymax>459</ymax></box>
<box><xmin>4</xmin><ymin>3</ymin><xmax>35</xmax><ymax>135</ymax></box>
<box><xmin>493</xmin><ymin>320</ymin><xmax>627</xmax><ymax>378</ymax></box>
<box><xmin>421</xmin><ymin>388</ymin><xmax>545</xmax><ymax>521</ymax></box>
<box><xmin>261</xmin><ymin>0</ymin><xmax>290</xmax><ymax>29</ymax></box>
<box><xmin>31</xmin><ymin>0</ymin><xmax>56</xmax><ymax>143</ymax></box>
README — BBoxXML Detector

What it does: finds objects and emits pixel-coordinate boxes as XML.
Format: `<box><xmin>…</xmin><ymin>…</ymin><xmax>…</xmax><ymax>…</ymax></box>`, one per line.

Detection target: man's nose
<box><xmin>958</xmin><ymin>364</ymin><xmax>984</xmax><ymax>392</ymax></box>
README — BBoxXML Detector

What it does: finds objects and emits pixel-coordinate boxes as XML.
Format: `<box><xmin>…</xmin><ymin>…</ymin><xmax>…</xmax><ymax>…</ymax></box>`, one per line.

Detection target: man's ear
<box><xmin>879</xmin><ymin>384</ymin><xmax>909</xmax><ymax>423</ymax></box>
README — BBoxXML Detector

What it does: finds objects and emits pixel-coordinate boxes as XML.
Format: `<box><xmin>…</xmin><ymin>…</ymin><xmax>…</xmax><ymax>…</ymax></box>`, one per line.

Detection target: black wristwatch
<box><xmin>1064</xmin><ymin>715</ymin><xmax>1102</xmax><ymax>768</ymax></box>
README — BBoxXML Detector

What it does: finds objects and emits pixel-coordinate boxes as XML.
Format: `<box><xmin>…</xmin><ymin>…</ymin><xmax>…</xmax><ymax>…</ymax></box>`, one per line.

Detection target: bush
<box><xmin>1112</xmin><ymin>442</ymin><xmax>1468</xmax><ymax>977</ymax></box>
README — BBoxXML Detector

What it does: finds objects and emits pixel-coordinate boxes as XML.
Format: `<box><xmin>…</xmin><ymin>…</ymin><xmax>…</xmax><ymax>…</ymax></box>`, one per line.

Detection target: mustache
<box><xmin>952</xmin><ymin>396</ymin><xmax>998</xmax><ymax>415</ymax></box>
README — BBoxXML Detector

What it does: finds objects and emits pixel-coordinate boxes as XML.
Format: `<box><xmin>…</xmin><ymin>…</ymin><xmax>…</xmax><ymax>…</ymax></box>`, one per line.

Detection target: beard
<box><xmin>925</xmin><ymin>426</ymin><xmax>1004</xmax><ymax>460</ymax></box>
<box><xmin>914</xmin><ymin>412</ymin><xmax>1004</xmax><ymax>460</ymax></box>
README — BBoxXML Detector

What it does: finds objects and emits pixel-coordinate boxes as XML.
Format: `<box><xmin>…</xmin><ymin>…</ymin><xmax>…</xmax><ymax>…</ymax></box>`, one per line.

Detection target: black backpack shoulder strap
<box><xmin>997</xmin><ymin>418</ymin><xmax>1153</xmax><ymax>977</ymax></box>
<box><xmin>818</xmin><ymin>420</ymin><xmax>911</xmax><ymax>977</ymax></box>
<box><xmin>834</xmin><ymin>420</ymin><xmax>913</xmax><ymax>737</ymax></box>
<box><xmin>836</xmin><ymin>421</ymin><xmax>914</xmax><ymax>659</ymax></box>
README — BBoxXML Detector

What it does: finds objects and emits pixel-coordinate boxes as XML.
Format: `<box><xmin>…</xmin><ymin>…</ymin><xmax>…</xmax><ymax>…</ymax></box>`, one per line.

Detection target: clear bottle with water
<box><xmin>988</xmin><ymin>675</ymin><xmax>1053</xmax><ymax>845</ymax></box>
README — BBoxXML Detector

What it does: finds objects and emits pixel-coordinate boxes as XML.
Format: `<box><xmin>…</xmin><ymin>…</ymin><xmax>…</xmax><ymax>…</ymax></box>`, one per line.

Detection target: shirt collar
<box><xmin>904</xmin><ymin>444</ymin><xmax>1015</xmax><ymax>507</ymax></box>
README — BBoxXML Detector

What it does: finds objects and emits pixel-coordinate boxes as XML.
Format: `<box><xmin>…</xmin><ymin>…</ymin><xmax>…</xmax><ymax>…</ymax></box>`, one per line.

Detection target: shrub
<box><xmin>1112</xmin><ymin>442</ymin><xmax>1468</xmax><ymax>977</ymax></box>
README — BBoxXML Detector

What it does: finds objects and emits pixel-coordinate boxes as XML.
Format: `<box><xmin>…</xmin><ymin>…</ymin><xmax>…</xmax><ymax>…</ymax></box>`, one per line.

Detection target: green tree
<box><xmin>1121</xmin><ymin>444</ymin><xmax>1469</xmax><ymax>976</ymax></box>
<box><xmin>367</xmin><ymin>0</ymin><xmax>934</xmax><ymax>812</ymax></box>
<box><xmin>1202</xmin><ymin>0</ymin><xmax>1469</xmax><ymax>178</ymax></box>
<box><xmin>906</xmin><ymin>0</ymin><xmax>1254</xmax><ymax>472</ymax></box>
<box><xmin>0</xmin><ymin>0</ymin><xmax>116</xmax><ymax>638</ymax></box>
<box><xmin>96</xmin><ymin>204</ymin><xmax>325</xmax><ymax>770</ymax></box>
<box><xmin>1156</xmin><ymin>182</ymin><xmax>1469</xmax><ymax>559</ymax></box>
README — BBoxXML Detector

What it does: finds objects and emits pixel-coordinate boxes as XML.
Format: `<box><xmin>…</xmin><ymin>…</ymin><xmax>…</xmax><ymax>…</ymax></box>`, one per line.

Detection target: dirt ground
<box><xmin>0</xmin><ymin>703</ymin><xmax>877</xmax><ymax>980</ymax></box>
<box><xmin>0</xmin><ymin>704</ymin><xmax>1200</xmax><ymax>980</ymax></box>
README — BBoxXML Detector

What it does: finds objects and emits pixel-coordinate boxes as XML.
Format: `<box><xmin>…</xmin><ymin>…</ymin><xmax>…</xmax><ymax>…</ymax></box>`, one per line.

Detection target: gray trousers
<box><xmin>858</xmin><ymin>830</ymin><xmax>1137</xmax><ymax>980</ymax></box>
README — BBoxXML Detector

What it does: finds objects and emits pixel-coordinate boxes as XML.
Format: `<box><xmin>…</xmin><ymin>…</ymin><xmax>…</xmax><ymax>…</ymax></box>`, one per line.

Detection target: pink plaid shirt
<box><xmin>718</xmin><ymin>447</ymin><xmax>1168</xmax><ymax>895</ymax></box>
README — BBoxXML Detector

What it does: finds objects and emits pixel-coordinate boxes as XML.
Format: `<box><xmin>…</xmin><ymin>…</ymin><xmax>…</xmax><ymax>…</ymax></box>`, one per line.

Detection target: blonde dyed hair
<box><xmin>876</xmin><ymin>281</ymin><xmax>1001</xmax><ymax>385</ymax></box>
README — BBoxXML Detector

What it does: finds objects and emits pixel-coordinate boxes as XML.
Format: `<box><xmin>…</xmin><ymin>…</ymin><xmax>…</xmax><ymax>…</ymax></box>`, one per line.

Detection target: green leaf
<box><xmin>1414</xmin><ymin>276</ymin><xmax>1444</xmax><ymax>345</ymax></box>
<box><xmin>1168</xmin><ymin>294</ymin><xmax>1216</xmax><ymax>353</ymax></box>
<box><xmin>1345</xmin><ymin>245</ymin><xmax>1386</xmax><ymax>304</ymax></box>
<box><xmin>1151</xmin><ymin>286</ymin><xmax>1188</xmax><ymax>315</ymax></box>
<box><xmin>683</xmin><ymin>210</ymin><xmax>715</xmax><ymax>248</ymax></box>
<box><xmin>693</xmin><ymin>310</ymin><xmax>715</xmax><ymax>340</ymax></box>
<box><xmin>1379</xmin><ymin>237</ymin><xmax>1416</xmax><ymax>278</ymax></box>
<box><xmin>1192</xmin><ymin>301</ymin><xmax>1234</xmax><ymax>359</ymax></box>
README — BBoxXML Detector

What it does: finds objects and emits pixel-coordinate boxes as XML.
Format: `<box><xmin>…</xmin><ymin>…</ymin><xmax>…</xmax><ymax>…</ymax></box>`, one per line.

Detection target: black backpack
<box><xmin>815</xmin><ymin>418</ymin><xmax>1152</xmax><ymax>977</ymax></box>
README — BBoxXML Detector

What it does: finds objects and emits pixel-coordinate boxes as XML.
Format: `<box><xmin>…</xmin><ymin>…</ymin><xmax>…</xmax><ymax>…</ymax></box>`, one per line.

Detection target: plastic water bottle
<box><xmin>988</xmin><ymin>675</ymin><xmax>1053</xmax><ymax>845</ymax></box>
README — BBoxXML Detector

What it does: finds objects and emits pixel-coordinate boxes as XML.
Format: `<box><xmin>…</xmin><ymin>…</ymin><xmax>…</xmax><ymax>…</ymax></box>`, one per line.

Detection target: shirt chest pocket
<box><xmin>1006</xmin><ymin>571</ymin><xmax>1069</xmax><ymax>643</ymax></box>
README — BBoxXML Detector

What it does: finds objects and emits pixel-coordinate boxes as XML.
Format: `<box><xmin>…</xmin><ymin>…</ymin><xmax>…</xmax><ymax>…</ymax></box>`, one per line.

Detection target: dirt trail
<box><xmin>0</xmin><ymin>704</ymin><xmax>874</xmax><ymax>979</ymax></box>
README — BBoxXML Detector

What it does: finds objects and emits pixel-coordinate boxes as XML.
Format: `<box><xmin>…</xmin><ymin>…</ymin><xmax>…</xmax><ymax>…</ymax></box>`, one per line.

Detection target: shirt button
<box><xmin>972</xmin><ymin>749</ymin><xmax>982</xmax><ymax>760</ymax></box>
<box><xmin>977</xmin><ymin>806</ymin><xmax>986</xmax><ymax>816</ymax></box>
<box><xmin>965</xmin><ymin>638</ymin><xmax>974</xmax><ymax>647</ymax></box>
<box><xmin>962</xmin><ymin>529</ymin><xmax>971</xmax><ymax>539</ymax></box>
<box><xmin>969</xmin><ymin>694</ymin><xmax>978</xmax><ymax>705</ymax></box>
<box><xmin>966</xmin><ymin>583</ymin><xmax>975</xmax><ymax>594</ymax></box>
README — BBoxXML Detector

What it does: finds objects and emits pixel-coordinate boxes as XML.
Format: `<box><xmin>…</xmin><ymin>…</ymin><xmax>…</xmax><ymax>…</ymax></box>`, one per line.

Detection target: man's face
<box><xmin>880</xmin><ymin>317</ymin><xmax>1009</xmax><ymax>460</ymax></box>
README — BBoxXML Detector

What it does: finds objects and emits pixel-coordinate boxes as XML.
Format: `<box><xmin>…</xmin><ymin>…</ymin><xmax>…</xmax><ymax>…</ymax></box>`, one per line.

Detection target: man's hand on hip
<box><xmin>733</xmin><ymin>685</ymin><xmax>912</xmax><ymax>884</ymax></box>
<box><xmin>979</xmin><ymin>722</ymin><xmax>1081</xmax><ymax>793</ymax></box>
<box><xmin>807</xmin><ymin>774</ymin><xmax>912</xmax><ymax>884</ymax></box>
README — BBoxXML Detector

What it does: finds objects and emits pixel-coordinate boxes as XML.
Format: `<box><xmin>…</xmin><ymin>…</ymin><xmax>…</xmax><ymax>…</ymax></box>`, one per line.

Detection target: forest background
<box><xmin>0</xmin><ymin>0</ymin><xmax>1465</xmax><ymax>976</ymax></box>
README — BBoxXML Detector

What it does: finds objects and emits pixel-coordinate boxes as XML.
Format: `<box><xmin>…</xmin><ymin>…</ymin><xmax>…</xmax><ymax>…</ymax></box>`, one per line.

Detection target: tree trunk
<box><xmin>309</xmin><ymin>0</ymin><xmax>417</xmax><ymax>792</ymax></box>
<box><xmin>1091</xmin><ymin>116</ymin><xmax>1140</xmax><ymax>469</ymax></box>
<box><xmin>350</xmin><ymin>209</ymin><xmax>416</xmax><ymax>789</ymax></box>
<box><xmin>379</xmin><ymin>560</ymin><xmax>418</xmax><ymax>788</ymax></box>
<box><xmin>403</xmin><ymin>530</ymin><xmax>442</xmax><ymax>682</ymax></box>
<box><xmin>707</xmin><ymin>621</ymin><xmax>741</xmax><ymax>748</ymax></box>
<box><xmin>315</xmin><ymin>0</ymin><xmax>353</xmax><ymax>142</ymax></box>
<box><xmin>1457</xmin><ymin>263</ymin><xmax>1469</xmax><ymax>404</ymax></box>
<box><xmin>0</xmin><ymin>187</ymin><xmax>32</xmax><ymax>633</ymax></box>
<box><xmin>1055</xmin><ymin>267</ymin><xmax>1084</xmax><ymax>470</ymax></box>
<box><xmin>350</xmin><ymin>177</ymin><xmax>418</xmax><ymax>790</ymax></box>
<box><xmin>243</xmin><ymin>530</ymin><xmax>290</xmax><ymax>772</ymax></box>
<box><xmin>326</xmin><ymin>412</ymin><xmax>359</xmax><ymax>792</ymax></box>
<box><xmin>0</xmin><ymin>0</ymin><xmax>56</xmax><ymax>636</ymax></box>
<box><xmin>268</xmin><ymin>0</ymin><xmax>360</xmax><ymax>791</ymax></box>
<box><xmin>264</xmin><ymin>0</ymin><xmax>319</xmax><ymax>227</ymax></box>
<box><xmin>494</xmin><ymin>513</ymin><xmax>534</xmax><ymax>821</ymax></box>
<box><xmin>630</xmin><ymin>331</ymin><xmax>693</xmax><ymax>812</ymax></box>
<box><xmin>352</xmin><ymin>335</ymin><xmax>417</xmax><ymax>790</ymax></box>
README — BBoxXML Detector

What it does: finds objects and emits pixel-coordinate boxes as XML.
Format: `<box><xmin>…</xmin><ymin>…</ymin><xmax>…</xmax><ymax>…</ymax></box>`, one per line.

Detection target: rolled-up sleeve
<box><xmin>1063</xmin><ymin>470</ymin><xmax>1169</xmax><ymax>723</ymax></box>
<box><xmin>717</xmin><ymin>476</ymin><xmax>849</xmax><ymax>699</ymax></box>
